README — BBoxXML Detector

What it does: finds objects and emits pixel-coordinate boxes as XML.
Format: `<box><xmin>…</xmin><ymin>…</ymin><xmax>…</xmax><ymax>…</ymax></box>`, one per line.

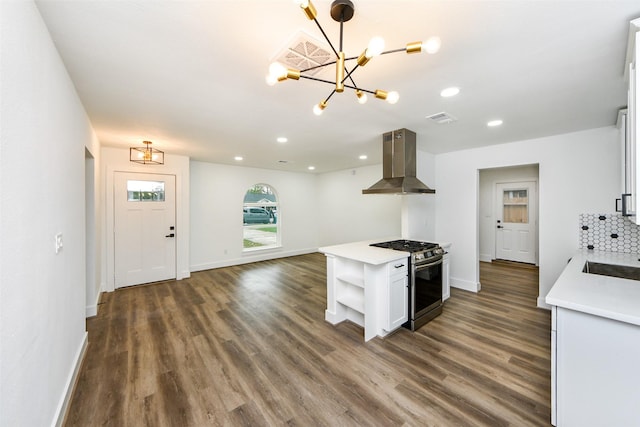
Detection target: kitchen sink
<box><xmin>582</xmin><ymin>261</ymin><xmax>640</xmax><ymax>281</ymax></box>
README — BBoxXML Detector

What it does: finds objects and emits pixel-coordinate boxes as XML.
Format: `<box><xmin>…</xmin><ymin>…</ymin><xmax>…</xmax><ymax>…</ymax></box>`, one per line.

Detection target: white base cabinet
<box><xmin>385</xmin><ymin>261</ymin><xmax>409</xmax><ymax>331</ymax></box>
<box><xmin>324</xmin><ymin>254</ymin><xmax>408</xmax><ymax>341</ymax></box>
<box><xmin>552</xmin><ymin>306</ymin><xmax>640</xmax><ymax>426</ymax></box>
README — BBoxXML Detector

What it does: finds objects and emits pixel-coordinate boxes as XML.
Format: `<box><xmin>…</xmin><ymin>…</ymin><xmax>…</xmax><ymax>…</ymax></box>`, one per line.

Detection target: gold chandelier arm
<box><xmin>311</xmin><ymin>18</ymin><xmax>339</xmax><ymax>57</ymax></box>
<box><xmin>300</xmin><ymin>75</ymin><xmax>375</xmax><ymax>96</ymax></box>
<box><xmin>301</xmin><ymin>61</ymin><xmax>336</xmax><ymax>73</ymax></box>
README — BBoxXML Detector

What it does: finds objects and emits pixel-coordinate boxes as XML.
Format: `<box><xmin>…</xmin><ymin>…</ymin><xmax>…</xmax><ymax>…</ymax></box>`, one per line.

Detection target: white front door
<box><xmin>495</xmin><ymin>181</ymin><xmax>537</xmax><ymax>264</ymax></box>
<box><xmin>114</xmin><ymin>172</ymin><xmax>176</xmax><ymax>288</ymax></box>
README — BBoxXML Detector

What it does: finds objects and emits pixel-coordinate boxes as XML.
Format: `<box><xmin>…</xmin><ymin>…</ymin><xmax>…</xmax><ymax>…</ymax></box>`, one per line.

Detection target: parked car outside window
<box><xmin>243</xmin><ymin>207</ymin><xmax>273</xmax><ymax>224</ymax></box>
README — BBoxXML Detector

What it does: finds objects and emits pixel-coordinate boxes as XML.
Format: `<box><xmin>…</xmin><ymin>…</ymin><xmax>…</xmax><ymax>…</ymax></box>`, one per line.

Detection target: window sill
<box><xmin>242</xmin><ymin>245</ymin><xmax>282</xmax><ymax>254</ymax></box>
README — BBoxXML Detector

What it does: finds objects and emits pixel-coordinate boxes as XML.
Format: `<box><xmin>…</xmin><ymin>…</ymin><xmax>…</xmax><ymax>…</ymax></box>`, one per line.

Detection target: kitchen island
<box><xmin>545</xmin><ymin>250</ymin><xmax>640</xmax><ymax>426</ymax></box>
<box><xmin>319</xmin><ymin>239</ymin><xmax>450</xmax><ymax>341</ymax></box>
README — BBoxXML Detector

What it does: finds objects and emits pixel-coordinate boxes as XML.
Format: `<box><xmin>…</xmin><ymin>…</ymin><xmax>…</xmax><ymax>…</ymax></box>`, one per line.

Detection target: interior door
<box><xmin>114</xmin><ymin>172</ymin><xmax>176</xmax><ymax>288</ymax></box>
<box><xmin>495</xmin><ymin>181</ymin><xmax>537</xmax><ymax>264</ymax></box>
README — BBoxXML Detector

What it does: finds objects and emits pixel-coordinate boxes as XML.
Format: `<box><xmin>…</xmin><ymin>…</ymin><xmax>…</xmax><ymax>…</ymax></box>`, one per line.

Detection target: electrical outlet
<box><xmin>55</xmin><ymin>233</ymin><xmax>63</xmax><ymax>254</ymax></box>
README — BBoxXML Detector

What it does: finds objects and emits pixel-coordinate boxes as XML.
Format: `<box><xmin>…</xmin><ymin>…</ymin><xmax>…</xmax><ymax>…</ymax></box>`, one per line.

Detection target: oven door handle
<box><xmin>415</xmin><ymin>257</ymin><xmax>443</xmax><ymax>270</ymax></box>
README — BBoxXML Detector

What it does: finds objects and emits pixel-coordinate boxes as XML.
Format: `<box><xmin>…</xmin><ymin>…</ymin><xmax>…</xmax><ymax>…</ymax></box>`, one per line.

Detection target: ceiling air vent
<box><xmin>273</xmin><ymin>31</ymin><xmax>333</xmax><ymax>77</ymax></box>
<box><xmin>426</xmin><ymin>112</ymin><xmax>457</xmax><ymax>124</ymax></box>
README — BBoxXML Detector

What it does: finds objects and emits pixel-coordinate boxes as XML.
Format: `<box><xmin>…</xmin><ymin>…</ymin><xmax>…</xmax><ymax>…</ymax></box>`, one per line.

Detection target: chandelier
<box><xmin>266</xmin><ymin>0</ymin><xmax>441</xmax><ymax>115</ymax></box>
<box><xmin>129</xmin><ymin>140</ymin><xmax>164</xmax><ymax>165</ymax></box>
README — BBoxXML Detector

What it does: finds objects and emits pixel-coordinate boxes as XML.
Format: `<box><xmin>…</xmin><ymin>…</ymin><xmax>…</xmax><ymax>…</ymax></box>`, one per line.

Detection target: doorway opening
<box><xmin>85</xmin><ymin>148</ymin><xmax>97</xmax><ymax>317</ymax></box>
<box><xmin>478</xmin><ymin>164</ymin><xmax>539</xmax><ymax>301</ymax></box>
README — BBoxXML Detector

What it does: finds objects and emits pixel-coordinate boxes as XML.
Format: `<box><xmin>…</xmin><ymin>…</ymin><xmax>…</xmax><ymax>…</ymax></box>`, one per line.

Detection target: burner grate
<box><xmin>370</xmin><ymin>240</ymin><xmax>437</xmax><ymax>253</ymax></box>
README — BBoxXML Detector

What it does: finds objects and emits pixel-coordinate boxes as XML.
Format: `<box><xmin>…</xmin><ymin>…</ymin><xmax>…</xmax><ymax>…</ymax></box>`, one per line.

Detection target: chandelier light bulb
<box><xmin>313</xmin><ymin>102</ymin><xmax>326</xmax><ymax>116</ymax></box>
<box><xmin>265</xmin><ymin>74</ymin><xmax>278</xmax><ymax>86</ymax></box>
<box><xmin>423</xmin><ymin>36</ymin><xmax>441</xmax><ymax>54</ymax></box>
<box><xmin>268</xmin><ymin>62</ymin><xmax>287</xmax><ymax>80</ymax></box>
<box><xmin>356</xmin><ymin>90</ymin><xmax>368</xmax><ymax>104</ymax></box>
<box><xmin>386</xmin><ymin>91</ymin><xmax>400</xmax><ymax>104</ymax></box>
<box><xmin>365</xmin><ymin>36</ymin><xmax>385</xmax><ymax>58</ymax></box>
<box><xmin>293</xmin><ymin>0</ymin><xmax>309</xmax><ymax>6</ymax></box>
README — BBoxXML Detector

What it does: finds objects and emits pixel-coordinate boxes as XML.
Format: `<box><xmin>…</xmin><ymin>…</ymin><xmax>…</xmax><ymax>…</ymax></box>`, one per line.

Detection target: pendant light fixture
<box><xmin>266</xmin><ymin>0</ymin><xmax>441</xmax><ymax>115</ymax></box>
<box><xmin>129</xmin><ymin>140</ymin><xmax>164</xmax><ymax>165</ymax></box>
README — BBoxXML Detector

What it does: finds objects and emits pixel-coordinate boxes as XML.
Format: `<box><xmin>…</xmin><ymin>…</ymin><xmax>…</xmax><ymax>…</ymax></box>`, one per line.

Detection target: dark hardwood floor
<box><xmin>64</xmin><ymin>254</ymin><xmax>550</xmax><ymax>426</ymax></box>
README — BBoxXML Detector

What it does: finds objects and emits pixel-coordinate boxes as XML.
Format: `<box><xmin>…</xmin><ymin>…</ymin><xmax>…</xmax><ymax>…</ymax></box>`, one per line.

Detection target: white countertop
<box><xmin>319</xmin><ymin>239</ymin><xmax>409</xmax><ymax>265</ymax></box>
<box><xmin>318</xmin><ymin>239</ymin><xmax>451</xmax><ymax>265</ymax></box>
<box><xmin>545</xmin><ymin>250</ymin><xmax>640</xmax><ymax>326</ymax></box>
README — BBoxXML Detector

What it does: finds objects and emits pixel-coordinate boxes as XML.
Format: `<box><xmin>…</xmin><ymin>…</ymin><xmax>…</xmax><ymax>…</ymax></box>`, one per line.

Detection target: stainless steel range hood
<box><xmin>362</xmin><ymin>128</ymin><xmax>435</xmax><ymax>194</ymax></box>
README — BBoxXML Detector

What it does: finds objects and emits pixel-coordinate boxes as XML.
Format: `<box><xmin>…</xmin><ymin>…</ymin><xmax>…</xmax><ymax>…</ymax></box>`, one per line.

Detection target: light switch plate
<box><xmin>55</xmin><ymin>233</ymin><xmax>63</xmax><ymax>254</ymax></box>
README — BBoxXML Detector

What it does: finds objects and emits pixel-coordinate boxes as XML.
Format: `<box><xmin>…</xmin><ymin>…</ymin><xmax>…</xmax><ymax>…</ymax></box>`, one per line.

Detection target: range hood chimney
<box><xmin>362</xmin><ymin>128</ymin><xmax>435</xmax><ymax>195</ymax></box>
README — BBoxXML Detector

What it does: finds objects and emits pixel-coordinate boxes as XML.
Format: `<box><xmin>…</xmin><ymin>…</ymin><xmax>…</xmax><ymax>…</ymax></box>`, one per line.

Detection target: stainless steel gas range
<box><xmin>370</xmin><ymin>239</ymin><xmax>445</xmax><ymax>331</ymax></box>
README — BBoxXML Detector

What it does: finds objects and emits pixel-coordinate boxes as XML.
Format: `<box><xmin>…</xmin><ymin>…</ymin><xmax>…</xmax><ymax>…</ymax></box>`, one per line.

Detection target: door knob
<box><xmin>497</xmin><ymin>225</ymin><xmax>503</xmax><ymax>229</ymax></box>
<box><xmin>165</xmin><ymin>233</ymin><xmax>175</xmax><ymax>238</ymax></box>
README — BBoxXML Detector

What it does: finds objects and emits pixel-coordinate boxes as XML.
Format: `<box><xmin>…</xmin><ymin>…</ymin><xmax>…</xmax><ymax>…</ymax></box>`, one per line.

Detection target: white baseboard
<box><xmin>451</xmin><ymin>277</ymin><xmax>481</xmax><ymax>293</ymax></box>
<box><xmin>85</xmin><ymin>290</ymin><xmax>101</xmax><ymax>318</ymax></box>
<box><xmin>53</xmin><ymin>332</ymin><xmax>88</xmax><ymax>427</ymax></box>
<box><xmin>325</xmin><ymin>310</ymin><xmax>341</xmax><ymax>324</ymax></box>
<box><xmin>479</xmin><ymin>253</ymin><xmax>493</xmax><ymax>263</ymax></box>
<box><xmin>190</xmin><ymin>247</ymin><xmax>318</xmax><ymax>272</ymax></box>
<box><xmin>537</xmin><ymin>296</ymin><xmax>552</xmax><ymax>310</ymax></box>
<box><xmin>85</xmin><ymin>305</ymin><xmax>97</xmax><ymax>317</ymax></box>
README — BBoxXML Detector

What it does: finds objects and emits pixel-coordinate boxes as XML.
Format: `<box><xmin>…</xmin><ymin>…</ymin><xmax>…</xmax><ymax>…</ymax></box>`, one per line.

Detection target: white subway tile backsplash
<box><xmin>579</xmin><ymin>213</ymin><xmax>640</xmax><ymax>252</ymax></box>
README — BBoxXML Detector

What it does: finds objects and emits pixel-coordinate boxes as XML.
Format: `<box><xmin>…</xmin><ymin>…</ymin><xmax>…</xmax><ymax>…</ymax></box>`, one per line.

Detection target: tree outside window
<box><xmin>243</xmin><ymin>184</ymin><xmax>279</xmax><ymax>250</ymax></box>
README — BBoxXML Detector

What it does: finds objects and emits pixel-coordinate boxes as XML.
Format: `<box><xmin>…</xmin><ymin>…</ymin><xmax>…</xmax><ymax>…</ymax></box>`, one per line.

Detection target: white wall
<box><xmin>1</xmin><ymin>1</ymin><xmax>97</xmax><ymax>425</ymax></box>
<box><xmin>316</xmin><ymin>165</ymin><xmax>403</xmax><ymax>246</ymax></box>
<box><xmin>190</xmin><ymin>161</ymin><xmax>319</xmax><ymax>271</ymax></box>
<box><xmin>101</xmin><ymin>147</ymin><xmax>191</xmax><ymax>289</ymax></box>
<box><xmin>479</xmin><ymin>164</ymin><xmax>539</xmax><ymax>263</ymax></box>
<box><xmin>435</xmin><ymin>126</ymin><xmax>620</xmax><ymax>306</ymax></box>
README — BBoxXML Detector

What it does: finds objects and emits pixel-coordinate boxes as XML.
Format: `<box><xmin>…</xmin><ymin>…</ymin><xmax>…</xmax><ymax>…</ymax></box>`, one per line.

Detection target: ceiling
<box><xmin>35</xmin><ymin>0</ymin><xmax>640</xmax><ymax>173</ymax></box>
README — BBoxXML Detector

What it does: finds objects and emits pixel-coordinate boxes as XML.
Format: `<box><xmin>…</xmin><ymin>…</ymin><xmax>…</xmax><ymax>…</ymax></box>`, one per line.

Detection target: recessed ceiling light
<box><xmin>487</xmin><ymin>119</ymin><xmax>503</xmax><ymax>127</ymax></box>
<box><xmin>234</xmin><ymin>156</ymin><xmax>243</xmax><ymax>161</ymax></box>
<box><xmin>277</xmin><ymin>137</ymin><xmax>288</xmax><ymax>143</ymax></box>
<box><xmin>440</xmin><ymin>87</ymin><xmax>460</xmax><ymax>97</ymax></box>
<box><xmin>308</xmin><ymin>166</ymin><xmax>315</xmax><ymax>171</ymax></box>
<box><xmin>359</xmin><ymin>155</ymin><xmax>368</xmax><ymax>160</ymax></box>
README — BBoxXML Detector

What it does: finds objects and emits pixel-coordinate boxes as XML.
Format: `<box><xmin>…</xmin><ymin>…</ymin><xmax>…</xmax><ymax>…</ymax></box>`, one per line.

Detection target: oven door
<box><xmin>412</xmin><ymin>257</ymin><xmax>443</xmax><ymax>321</ymax></box>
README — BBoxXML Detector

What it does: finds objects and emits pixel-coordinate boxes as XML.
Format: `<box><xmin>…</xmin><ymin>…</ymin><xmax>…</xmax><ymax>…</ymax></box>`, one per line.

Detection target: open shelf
<box><xmin>337</xmin><ymin>294</ymin><xmax>365</xmax><ymax>314</ymax></box>
<box><xmin>337</xmin><ymin>274</ymin><xmax>365</xmax><ymax>288</ymax></box>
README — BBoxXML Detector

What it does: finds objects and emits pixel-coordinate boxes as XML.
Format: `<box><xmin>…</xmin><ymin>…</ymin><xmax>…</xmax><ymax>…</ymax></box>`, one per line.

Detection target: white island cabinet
<box><xmin>546</xmin><ymin>250</ymin><xmax>640</xmax><ymax>426</ymax></box>
<box><xmin>319</xmin><ymin>241</ymin><xmax>410</xmax><ymax>341</ymax></box>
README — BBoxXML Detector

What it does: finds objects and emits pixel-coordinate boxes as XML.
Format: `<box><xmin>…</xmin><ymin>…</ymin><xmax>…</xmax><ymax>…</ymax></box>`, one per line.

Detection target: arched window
<box><xmin>243</xmin><ymin>184</ymin><xmax>279</xmax><ymax>250</ymax></box>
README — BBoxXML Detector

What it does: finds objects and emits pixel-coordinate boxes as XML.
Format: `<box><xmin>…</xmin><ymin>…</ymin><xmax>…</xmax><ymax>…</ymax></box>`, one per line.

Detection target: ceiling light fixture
<box><xmin>277</xmin><ymin>137</ymin><xmax>288</xmax><ymax>143</ymax></box>
<box><xmin>359</xmin><ymin>154</ymin><xmax>368</xmax><ymax>160</ymax></box>
<box><xmin>234</xmin><ymin>156</ymin><xmax>244</xmax><ymax>161</ymax></box>
<box><xmin>130</xmin><ymin>140</ymin><xmax>164</xmax><ymax>165</ymax></box>
<box><xmin>487</xmin><ymin>119</ymin><xmax>503</xmax><ymax>127</ymax></box>
<box><xmin>268</xmin><ymin>0</ymin><xmax>440</xmax><ymax>115</ymax></box>
<box><xmin>440</xmin><ymin>87</ymin><xmax>460</xmax><ymax>97</ymax></box>
<box><xmin>308</xmin><ymin>166</ymin><xmax>316</xmax><ymax>170</ymax></box>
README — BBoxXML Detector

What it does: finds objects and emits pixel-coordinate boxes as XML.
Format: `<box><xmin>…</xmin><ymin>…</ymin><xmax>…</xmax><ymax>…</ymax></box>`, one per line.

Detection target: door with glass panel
<box><xmin>495</xmin><ymin>181</ymin><xmax>537</xmax><ymax>264</ymax></box>
<box><xmin>114</xmin><ymin>172</ymin><xmax>176</xmax><ymax>287</ymax></box>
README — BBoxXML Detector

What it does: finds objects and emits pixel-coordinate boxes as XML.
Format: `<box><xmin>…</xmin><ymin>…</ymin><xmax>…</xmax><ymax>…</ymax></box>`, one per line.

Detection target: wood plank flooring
<box><xmin>64</xmin><ymin>255</ymin><xmax>550</xmax><ymax>426</ymax></box>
